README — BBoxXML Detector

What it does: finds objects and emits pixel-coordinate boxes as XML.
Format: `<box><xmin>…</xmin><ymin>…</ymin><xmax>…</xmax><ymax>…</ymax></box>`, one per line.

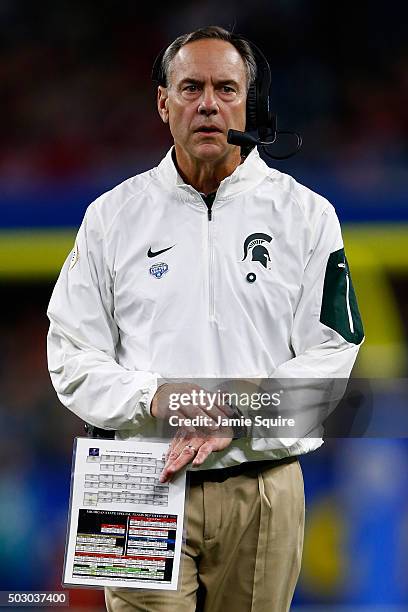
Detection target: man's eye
<box><xmin>222</xmin><ymin>86</ymin><xmax>235</xmax><ymax>93</ymax></box>
<box><xmin>184</xmin><ymin>85</ymin><xmax>199</xmax><ymax>92</ymax></box>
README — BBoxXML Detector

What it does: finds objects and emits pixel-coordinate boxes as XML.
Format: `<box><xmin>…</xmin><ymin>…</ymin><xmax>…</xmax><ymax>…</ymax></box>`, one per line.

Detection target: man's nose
<box><xmin>198</xmin><ymin>87</ymin><xmax>219</xmax><ymax>115</ymax></box>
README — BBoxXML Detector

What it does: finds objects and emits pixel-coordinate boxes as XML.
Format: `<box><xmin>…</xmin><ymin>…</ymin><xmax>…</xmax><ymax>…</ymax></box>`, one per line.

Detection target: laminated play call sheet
<box><xmin>63</xmin><ymin>437</ymin><xmax>186</xmax><ymax>590</ymax></box>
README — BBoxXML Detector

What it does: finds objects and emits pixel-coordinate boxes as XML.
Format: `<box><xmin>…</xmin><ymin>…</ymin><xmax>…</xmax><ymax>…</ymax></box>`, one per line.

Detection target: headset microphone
<box><xmin>227</xmin><ymin>130</ymin><xmax>261</xmax><ymax>148</ymax></box>
<box><xmin>227</xmin><ymin>126</ymin><xmax>303</xmax><ymax>161</ymax></box>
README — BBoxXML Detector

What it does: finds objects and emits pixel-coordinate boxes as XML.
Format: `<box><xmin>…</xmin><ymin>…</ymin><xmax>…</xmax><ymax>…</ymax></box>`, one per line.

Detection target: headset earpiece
<box><xmin>245</xmin><ymin>84</ymin><xmax>258</xmax><ymax>132</ymax></box>
<box><xmin>237</xmin><ymin>37</ymin><xmax>274</xmax><ymax>135</ymax></box>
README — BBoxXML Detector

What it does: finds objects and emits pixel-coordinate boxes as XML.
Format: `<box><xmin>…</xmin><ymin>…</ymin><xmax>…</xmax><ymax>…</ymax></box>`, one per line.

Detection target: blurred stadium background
<box><xmin>0</xmin><ymin>1</ymin><xmax>407</xmax><ymax>610</ymax></box>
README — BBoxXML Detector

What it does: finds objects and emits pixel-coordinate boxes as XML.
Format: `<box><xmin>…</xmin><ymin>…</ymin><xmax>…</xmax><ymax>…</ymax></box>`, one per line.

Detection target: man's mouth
<box><xmin>194</xmin><ymin>126</ymin><xmax>223</xmax><ymax>134</ymax></box>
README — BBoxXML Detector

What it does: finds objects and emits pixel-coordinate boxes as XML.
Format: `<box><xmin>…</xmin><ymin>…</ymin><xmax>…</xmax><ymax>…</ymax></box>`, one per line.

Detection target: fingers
<box><xmin>165</xmin><ymin>428</ymin><xmax>185</xmax><ymax>458</ymax></box>
<box><xmin>191</xmin><ymin>440</ymin><xmax>214</xmax><ymax>467</ymax></box>
<box><xmin>160</xmin><ymin>436</ymin><xmax>203</xmax><ymax>483</ymax></box>
<box><xmin>192</xmin><ymin>434</ymin><xmax>234</xmax><ymax>466</ymax></box>
<box><xmin>160</xmin><ymin>429</ymin><xmax>235</xmax><ymax>482</ymax></box>
<box><xmin>165</xmin><ymin>431</ymin><xmax>190</xmax><ymax>464</ymax></box>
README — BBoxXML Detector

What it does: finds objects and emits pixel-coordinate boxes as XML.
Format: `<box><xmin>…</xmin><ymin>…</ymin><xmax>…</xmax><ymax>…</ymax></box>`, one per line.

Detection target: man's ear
<box><xmin>157</xmin><ymin>86</ymin><xmax>169</xmax><ymax>124</ymax></box>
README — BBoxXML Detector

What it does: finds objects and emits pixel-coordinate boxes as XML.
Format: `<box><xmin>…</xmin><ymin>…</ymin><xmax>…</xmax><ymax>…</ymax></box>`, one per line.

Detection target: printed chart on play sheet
<box><xmin>63</xmin><ymin>437</ymin><xmax>186</xmax><ymax>590</ymax></box>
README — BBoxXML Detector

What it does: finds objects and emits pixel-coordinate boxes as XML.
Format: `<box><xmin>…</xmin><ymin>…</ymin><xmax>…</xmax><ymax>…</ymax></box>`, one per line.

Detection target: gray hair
<box><xmin>160</xmin><ymin>26</ymin><xmax>257</xmax><ymax>90</ymax></box>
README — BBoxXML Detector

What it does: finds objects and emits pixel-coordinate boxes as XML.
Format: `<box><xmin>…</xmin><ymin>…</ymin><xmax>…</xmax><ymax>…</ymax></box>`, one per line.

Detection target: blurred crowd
<box><xmin>1</xmin><ymin>1</ymin><xmax>407</xmax><ymax>186</ymax></box>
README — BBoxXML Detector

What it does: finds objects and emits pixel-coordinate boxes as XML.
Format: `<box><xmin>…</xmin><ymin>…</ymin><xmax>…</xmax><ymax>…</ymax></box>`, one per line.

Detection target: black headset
<box><xmin>152</xmin><ymin>34</ymin><xmax>302</xmax><ymax>160</ymax></box>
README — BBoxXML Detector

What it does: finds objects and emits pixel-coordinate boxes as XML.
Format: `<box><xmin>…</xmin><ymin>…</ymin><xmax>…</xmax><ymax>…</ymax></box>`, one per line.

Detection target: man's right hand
<box><xmin>150</xmin><ymin>382</ymin><xmax>237</xmax><ymax>479</ymax></box>
<box><xmin>150</xmin><ymin>382</ymin><xmax>235</xmax><ymax>428</ymax></box>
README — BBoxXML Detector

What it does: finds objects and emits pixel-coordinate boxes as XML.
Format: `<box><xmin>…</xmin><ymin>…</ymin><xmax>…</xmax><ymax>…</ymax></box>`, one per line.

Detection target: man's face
<box><xmin>157</xmin><ymin>39</ymin><xmax>248</xmax><ymax>164</ymax></box>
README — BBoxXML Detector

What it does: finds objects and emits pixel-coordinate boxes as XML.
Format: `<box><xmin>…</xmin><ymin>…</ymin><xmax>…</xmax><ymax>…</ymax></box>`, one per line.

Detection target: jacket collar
<box><xmin>155</xmin><ymin>146</ymin><xmax>271</xmax><ymax>201</ymax></box>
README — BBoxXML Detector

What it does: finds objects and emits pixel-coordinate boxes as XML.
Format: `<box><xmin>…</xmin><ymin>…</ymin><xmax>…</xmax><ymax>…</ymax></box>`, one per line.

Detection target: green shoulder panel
<box><xmin>320</xmin><ymin>248</ymin><xmax>364</xmax><ymax>344</ymax></box>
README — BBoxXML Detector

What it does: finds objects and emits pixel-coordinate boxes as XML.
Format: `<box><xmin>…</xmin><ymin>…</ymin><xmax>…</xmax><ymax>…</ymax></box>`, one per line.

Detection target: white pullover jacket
<box><xmin>47</xmin><ymin>147</ymin><xmax>364</xmax><ymax>469</ymax></box>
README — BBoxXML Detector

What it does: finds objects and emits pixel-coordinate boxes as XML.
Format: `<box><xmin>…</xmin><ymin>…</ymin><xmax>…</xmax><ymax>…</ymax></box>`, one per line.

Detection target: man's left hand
<box><xmin>159</xmin><ymin>427</ymin><xmax>233</xmax><ymax>483</ymax></box>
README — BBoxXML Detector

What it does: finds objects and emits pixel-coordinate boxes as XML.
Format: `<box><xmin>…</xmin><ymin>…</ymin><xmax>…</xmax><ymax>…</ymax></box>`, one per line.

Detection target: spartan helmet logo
<box><xmin>242</xmin><ymin>233</ymin><xmax>273</xmax><ymax>269</ymax></box>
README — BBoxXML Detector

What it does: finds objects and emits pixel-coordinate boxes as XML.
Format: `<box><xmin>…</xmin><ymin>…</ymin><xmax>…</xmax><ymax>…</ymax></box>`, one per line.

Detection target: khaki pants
<box><xmin>105</xmin><ymin>458</ymin><xmax>305</xmax><ymax>612</ymax></box>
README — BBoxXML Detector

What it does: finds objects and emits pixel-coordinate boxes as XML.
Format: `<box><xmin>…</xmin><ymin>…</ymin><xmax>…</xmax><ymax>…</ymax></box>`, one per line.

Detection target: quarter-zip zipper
<box><xmin>201</xmin><ymin>193</ymin><xmax>216</xmax><ymax>320</ymax></box>
<box><xmin>202</xmin><ymin>192</ymin><xmax>215</xmax><ymax>221</ymax></box>
<box><xmin>208</xmin><ymin>210</ymin><xmax>215</xmax><ymax>320</ymax></box>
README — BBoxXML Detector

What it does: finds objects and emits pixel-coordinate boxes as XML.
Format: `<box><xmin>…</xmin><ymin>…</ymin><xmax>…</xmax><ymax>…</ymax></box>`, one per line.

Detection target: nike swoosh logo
<box><xmin>147</xmin><ymin>245</ymin><xmax>175</xmax><ymax>258</ymax></box>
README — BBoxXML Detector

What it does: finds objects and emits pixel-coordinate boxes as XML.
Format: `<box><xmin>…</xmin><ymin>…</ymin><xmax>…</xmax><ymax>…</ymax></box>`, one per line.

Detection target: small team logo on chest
<box><xmin>241</xmin><ymin>232</ymin><xmax>274</xmax><ymax>283</ymax></box>
<box><xmin>149</xmin><ymin>262</ymin><xmax>169</xmax><ymax>279</ymax></box>
<box><xmin>242</xmin><ymin>233</ymin><xmax>273</xmax><ymax>269</ymax></box>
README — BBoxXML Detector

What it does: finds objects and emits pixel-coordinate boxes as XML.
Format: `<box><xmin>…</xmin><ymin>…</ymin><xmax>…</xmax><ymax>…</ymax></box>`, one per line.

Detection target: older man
<box><xmin>47</xmin><ymin>26</ymin><xmax>363</xmax><ymax>612</ymax></box>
